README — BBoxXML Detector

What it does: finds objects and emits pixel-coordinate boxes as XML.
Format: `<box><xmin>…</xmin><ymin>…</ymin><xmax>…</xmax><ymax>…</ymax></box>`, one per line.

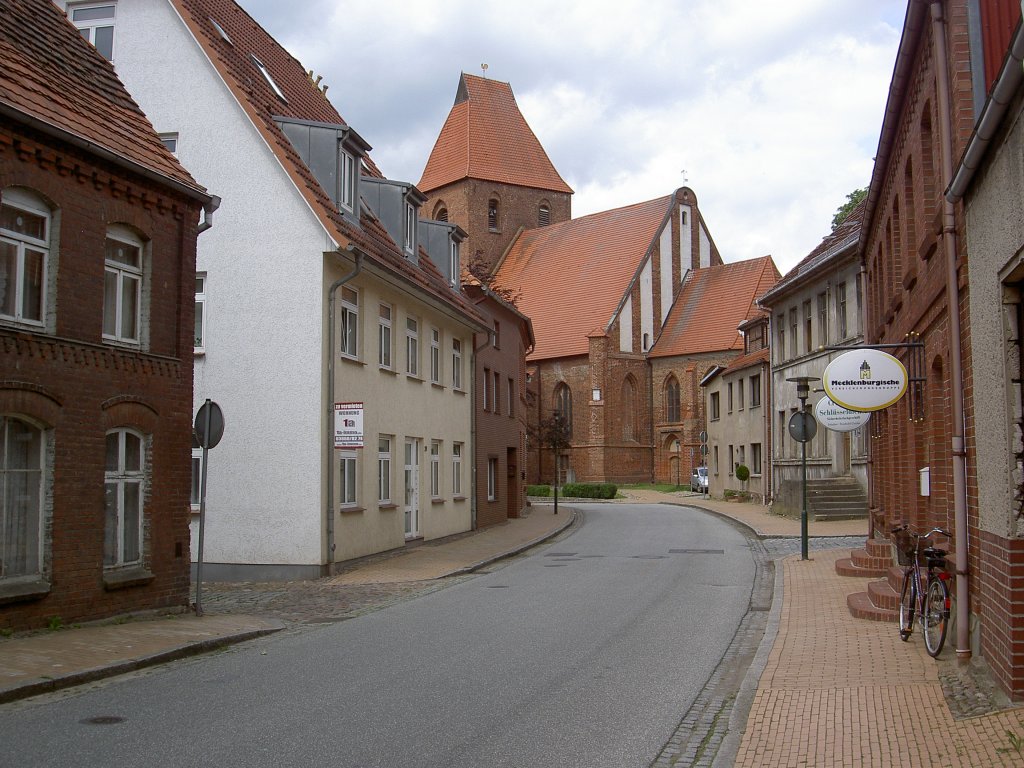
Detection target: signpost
<box><xmin>193</xmin><ymin>399</ymin><xmax>224</xmax><ymax>616</ymax></box>
<box><xmin>786</xmin><ymin>377</ymin><xmax>819</xmax><ymax>560</ymax></box>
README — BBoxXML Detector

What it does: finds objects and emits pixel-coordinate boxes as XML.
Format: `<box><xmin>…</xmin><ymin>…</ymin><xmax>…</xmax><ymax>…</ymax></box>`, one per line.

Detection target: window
<box><xmin>104</xmin><ymin>428</ymin><xmax>145</xmax><ymax>567</ymax></box>
<box><xmin>378</xmin><ymin>303</ymin><xmax>392</xmax><ymax>369</ymax></box>
<box><xmin>340</xmin><ymin>150</ymin><xmax>356</xmax><ymax>212</ymax></box>
<box><xmin>339</xmin><ymin>286</ymin><xmax>358</xmax><ymax>358</ymax></box>
<box><xmin>710</xmin><ymin>391</ymin><xmax>720</xmax><ymax>420</ymax></box>
<box><xmin>776</xmin><ymin>315</ymin><xmax>786</xmax><ymax>361</ymax></box>
<box><xmin>452</xmin><ymin>338</ymin><xmax>463</xmax><ymax>389</ymax></box>
<box><xmin>404</xmin><ymin>201</ymin><xmax>416</xmax><ymax>256</ymax></box>
<box><xmin>436</xmin><ymin>207</ymin><xmax>449</xmax><ymax>223</ymax></box>
<box><xmin>488</xmin><ymin>199</ymin><xmax>499</xmax><ymax>231</ymax></box>
<box><xmin>508</xmin><ymin>377</ymin><xmax>515</xmax><ymax>417</ymax></box>
<box><xmin>69</xmin><ymin>2</ymin><xmax>115</xmax><ymax>61</ymax></box>
<box><xmin>493</xmin><ymin>372</ymin><xmax>501</xmax><ymax>415</ymax></box>
<box><xmin>555</xmin><ymin>383</ymin><xmax>573</xmax><ymax>439</ymax></box>
<box><xmin>430</xmin><ymin>328</ymin><xmax>441</xmax><ymax>384</ymax></box>
<box><xmin>487</xmin><ymin>458</ymin><xmax>498</xmax><ymax>501</ymax></box>
<box><xmin>789</xmin><ymin>308</ymin><xmax>797</xmax><ymax>354</ymax></box>
<box><xmin>493</xmin><ymin>321</ymin><xmax>500</xmax><ymax>349</ymax></box>
<box><xmin>158</xmin><ymin>132</ymin><xmax>178</xmax><ymax>155</ymax></box>
<box><xmin>0</xmin><ymin>188</ymin><xmax>48</xmax><ymax>327</ymax></box>
<box><xmin>1</xmin><ymin>416</ymin><xmax>44</xmax><ymax>580</ymax></box>
<box><xmin>483</xmin><ymin>368</ymin><xmax>491</xmax><ymax>410</ymax></box>
<box><xmin>713</xmin><ymin>445</ymin><xmax>719</xmax><ymax>474</ymax></box>
<box><xmin>803</xmin><ymin>300</ymin><xmax>813</xmax><ymax>353</ymax></box>
<box><xmin>430</xmin><ymin>441</ymin><xmax>441</xmax><ymax>498</ymax></box>
<box><xmin>750</xmin><ymin>374</ymin><xmax>761</xmax><ymax>408</ymax></box>
<box><xmin>209</xmin><ymin>16</ymin><xmax>232</xmax><ymax>44</ymax></box>
<box><xmin>737</xmin><ymin>379</ymin><xmax>745</xmax><ymax>410</ymax></box>
<box><xmin>621</xmin><ymin>377</ymin><xmax>636</xmax><ymax>441</ymax></box>
<box><xmin>339</xmin><ymin>451</ymin><xmax>357</xmax><ymax>507</ymax></box>
<box><xmin>539</xmin><ymin>204</ymin><xmax>550</xmax><ymax>227</ymax></box>
<box><xmin>452</xmin><ymin>443</ymin><xmax>463</xmax><ymax>496</ymax></box>
<box><xmin>837</xmin><ymin>282</ymin><xmax>848</xmax><ymax>339</ymax></box>
<box><xmin>250</xmin><ymin>54</ymin><xmax>286</xmax><ymax>102</ymax></box>
<box><xmin>752</xmin><ymin>443</ymin><xmax>762</xmax><ymax>475</ymax></box>
<box><xmin>728</xmin><ymin>444</ymin><xmax>734</xmax><ymax>475</ymax></box>
<box><xmin>779</xmin><ymin>411</ymin><xmax>788</xmax><ymax>459</ymax></box>
<box><xmin>449</xmin><ymin>239</ymin><xmax>460</xmax><ymax>288</ymax></box>
<box><xmin>817</xmin><ymin>292</ymin><xmax>828</xmax><ymax>345</ymax></box>
<box><xmin>378</xmin><ymin>436</ymin><xmax>392</xmax><ymax>503</ymax></box>
<box><xmin>727</xmin><ymin>382</ymin><xmax>734</xmax><ymax>413</ymax></box>
<box><xmin>103</xmin><ymin>226</ymin><xmax>143</xmax><ymax>345</ymax></box>
<box><xmin>194</xmin><ymin>273</ymin><xmax>206</xmax><ymax>352</ymax></box>
<box><xmin>190</xmin><ymin>441</ymin><xmax>202</xmax><ymax>509</ymax></box>
<box><xmin>405</xmin><ymin>316</ymin><xmax>419</xmax><ymax>375</ymax></box>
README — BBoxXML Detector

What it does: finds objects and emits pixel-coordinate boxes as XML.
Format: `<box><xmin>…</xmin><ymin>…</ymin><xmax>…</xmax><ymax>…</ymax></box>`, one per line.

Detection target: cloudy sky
<box><xmin>238</xmin><ymin>0</ymin><xmax>906</xmax><ymax>275</ymax></box>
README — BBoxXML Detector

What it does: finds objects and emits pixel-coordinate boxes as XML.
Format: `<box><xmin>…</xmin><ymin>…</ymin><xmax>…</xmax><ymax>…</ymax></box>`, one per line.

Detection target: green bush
<box><xmin>526</xmin><ymin>485</ymin><xmax>552</xmax><ymax>497</ymax></box>
<box><xmin>735</xmin><ymin>464</ymin><xmax>750</xmax><ymax>482</ymax></box>
<box><xmin>561</xmin><ymin>482</ymin><xmax>618</xmax><ymax>499</ymax></box>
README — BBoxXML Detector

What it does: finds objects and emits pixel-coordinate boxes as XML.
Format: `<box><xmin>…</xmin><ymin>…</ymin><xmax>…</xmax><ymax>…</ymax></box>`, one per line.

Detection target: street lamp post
<box><xmin>787</xmin><ymin>376</ymin><xmax>820</xmax><ymax>560</ymax></box>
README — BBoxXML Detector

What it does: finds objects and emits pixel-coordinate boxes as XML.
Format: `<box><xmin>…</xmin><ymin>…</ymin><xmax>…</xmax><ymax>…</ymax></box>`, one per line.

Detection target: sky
<box><xmin>238</xmin><ymin>0</ymin><xmax>907</xmax><ymax>276</ymax></box>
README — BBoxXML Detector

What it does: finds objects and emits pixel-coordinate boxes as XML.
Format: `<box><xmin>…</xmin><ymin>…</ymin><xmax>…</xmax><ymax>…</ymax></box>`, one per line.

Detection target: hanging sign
<box><xmin>823</xmin><ymin>349</ymin><xmax>908</xmax><ymax>412</ymax></box>
<box><xmin>334</xmin><ymin>402</ymin><xmax>364</xmax><ymax>448</ymax></box>
<box><xmin>815</xmin><ymin>396</ymin><xmax>871</xmax><ymax>432</ymax></box>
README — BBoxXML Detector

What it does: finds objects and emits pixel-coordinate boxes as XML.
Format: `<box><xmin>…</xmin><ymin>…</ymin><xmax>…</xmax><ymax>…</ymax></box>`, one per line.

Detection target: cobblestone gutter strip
<box><xmin>651</xmin><ymin>530</ymin><xmax>775</xmax><ymax>768</ymax></box>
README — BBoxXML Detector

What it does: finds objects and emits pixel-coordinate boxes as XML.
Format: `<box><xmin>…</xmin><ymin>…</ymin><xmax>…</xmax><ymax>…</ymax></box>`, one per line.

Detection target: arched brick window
<box><xmin>665</xmin><ymin>376</ymin><xmax>680</xmax><ymax>423</ymax></box>
<box><xmin>622</xmin><ymin>376</ymin><xmax>637</xmax><ymax>441</ymax></box>
<box><xmin>554</xmin><ymin>383</ymin><xmax>572</xmax><ymax>440</ymax></box>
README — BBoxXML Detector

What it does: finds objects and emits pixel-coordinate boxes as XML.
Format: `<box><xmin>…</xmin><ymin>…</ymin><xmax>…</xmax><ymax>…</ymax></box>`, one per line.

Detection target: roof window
<box><xmin>250</xmin><ymin>55</ymin><xmax>286</xmax><ymax>103</ymax></box>
<box><xmin>209</xmin><ymin>17</ymin><xmax>232</xmax><ymax>45</ymax></box>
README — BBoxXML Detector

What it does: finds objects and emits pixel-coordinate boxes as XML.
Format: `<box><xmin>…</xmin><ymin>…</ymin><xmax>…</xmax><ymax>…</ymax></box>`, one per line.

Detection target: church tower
<box><xmin>418</xmin><ymin>73</ymin><xmax>573</xmax><ymax>274</ymax></box>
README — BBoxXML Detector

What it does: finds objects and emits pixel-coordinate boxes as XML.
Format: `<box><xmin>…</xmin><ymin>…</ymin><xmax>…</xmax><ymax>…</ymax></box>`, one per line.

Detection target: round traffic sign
<box><xmin>700</xmin><ymin>443</ymin><xmax>709</xmax><ymax>456</ymax></box>
<box><xmin>788</xmin><ymin>411</ymin><xmax>818</xmax><ymax>443</ymax></box>
<box><xmin>699</xmin><ymin>430</ymin><xmax>708</xmax><ymax>444</ymax></box>
<box><xmin>194</xmin><ymin>401</ymin><xmax>225</xmax><ymax>449</ymax></box>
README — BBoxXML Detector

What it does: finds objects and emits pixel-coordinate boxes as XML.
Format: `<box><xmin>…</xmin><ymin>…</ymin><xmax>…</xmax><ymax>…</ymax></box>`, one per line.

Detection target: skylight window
<box><xmin>250</xmin><ymin>55</ymin><xmax>286</xmax><ymax>103</ymax></box>
<box><xmin>209</xmin><ymin>17</ymin><xmax>232</xmax><ymax>45</ymax></box>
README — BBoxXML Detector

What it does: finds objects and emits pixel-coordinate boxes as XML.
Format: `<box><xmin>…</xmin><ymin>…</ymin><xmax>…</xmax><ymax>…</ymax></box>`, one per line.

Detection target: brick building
<box><xmin>847</xmin><ymin>0</ymin><xmax>1024</xmax><ymax>700</ymax></box>
<box><xmin>0</xmin><ymin>0</ymin><xmax>212</xmax><ymax>630</ymax></box>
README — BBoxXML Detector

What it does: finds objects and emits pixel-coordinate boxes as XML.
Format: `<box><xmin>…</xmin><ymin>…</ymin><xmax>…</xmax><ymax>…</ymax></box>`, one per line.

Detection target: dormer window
<box><xmin>449</xmin><ymin>238</ymin><xmax>460</xmax><ymax>288</ymax></box>
<box><xmin>209</xmin><ymin>17</ymin><xmax>232</xmax><ymax>45</ymax></box>
<box><xmin>404</xmin><ymin>201</ymin><xmax>416</xmax><ymax>256</ymax></box>
<box><xmin>340</xmin><ymin>149</ymin><xmax>356</xmax><ymax>212</ymax></box>
<box><xmin>250</xmin><ymin>55</ymin><xmax>286</xmax><ymax>103</ymax></box>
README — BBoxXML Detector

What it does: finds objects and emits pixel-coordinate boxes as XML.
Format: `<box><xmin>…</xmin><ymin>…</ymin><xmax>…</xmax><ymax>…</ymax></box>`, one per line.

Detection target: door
<box><xmin>404</xmin><ymin>438</ymin><xmax>420</xmax><ymax>539</ymax></box>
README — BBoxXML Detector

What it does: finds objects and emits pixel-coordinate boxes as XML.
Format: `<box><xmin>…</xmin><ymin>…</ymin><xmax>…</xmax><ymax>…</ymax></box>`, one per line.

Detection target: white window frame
<box><xmin>406</xmin><ymin>316</ymin><xmax>419</xmax><ymax>376</ymax></box>
<box><xmin>250</xmin><ymin>54</ymin><xmax>287</xmax><ymax>102</ymax></box>
<box><xmin>0</xmin><ymin>415</ymin><xmax>45</xmax><ymax>580</ymax></box>
<box><xmin>487</xmin><ymin>457</ymin><xmax>498</xmax><ymax>502</ymax></box>
<box><xmin>339</xmin><ymin>286</ymin><xmax>358</xmax><ymax>359</ymax></box>
<box><xmin>452</xmin><ymin>338</ymin><xmax>463</xmax><ymax>390</ymax></box>
<box><xmin>452</xmin><ymin>443</ymin><xmax>463</xmax><ymax>497</ymax></box>
<box><xmin>68</xmin><ymin>1</ymin><xmax>116</xmax><ymax>61</ymax></box>
<box><xmin>378</xmin><ymin>436</ymin><xmax>392</xmax><ymax>504</ymax></box>
<box><xmin>194</xmin><ymin>273</ymin><xmax>206</xmax><ymax>353</ymax></box>
<box><xmin>483</xmin><ymin>368</ymin><xmax>491</xmax><ymax>411</ymax></box>
<box><xmin>378</xmin><ymin>303</ymin><xmax>393</xmax><ymax>369</ymax></box>
<box><xmin>449</xmin><ymin>239</ymin><xmax>460</xmax><ymax>287</ymax></box>
<box><xmin>430</xmin><ymin>440</ymin><xmax>441</xmax><ymax>498</ymax></box>
<box><xmin>340</xmin><ymin>150</ymin><xmax>356</xmax><ymax>212</ymax></box>
<box><xmin>103</xmin><ymin>226</ymin><xmax>144</xmax><ymax>345</ymax></box>
<box><xmin>0</xmin><ymin>188</ymin><xmax>49</xmax><ymax>328</ymax></box>
<box><xmin>339</xmin><ymin>450</ymin><xmax>357</xmax><ymax>508</ymax></box>
<box><xmin>104</xmin><ymin>428</ymin><xmax>145</xmax><ymax>567</ymax></box>
<box><xmin>430</xmin><ymin>327</ymin><xmax>441</xmax><ymax>384</ymax></box>
<box><xmin>404</xmin><ymin>201</ymin><xmax>416</xmax><ymax>256</ymax></box>
<box><xmin>158</xmin><ymin>132</ymin><xmax>178</xmax><ymax>155</ymax></box>
<box><xmin>190</xmin><ymin>447</ymin><xmax>203</xmax><ymax>509</ymax></box>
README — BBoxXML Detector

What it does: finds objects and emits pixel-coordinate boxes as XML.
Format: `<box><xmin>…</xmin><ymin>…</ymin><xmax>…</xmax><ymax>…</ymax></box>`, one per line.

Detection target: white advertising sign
<box><xmin>815</xmin><ymin>396</ymin><xmax>871</xmax><ymax>432</ymax></box>
<box><xmin>823</xmin><ymin>350</ymin><xmax>908</xmax><ymax>412</ymax></box>
<box><xmin>334</xmin><ymin>402</ymin><xmax>364</xmax><ymax>448</ymax></box>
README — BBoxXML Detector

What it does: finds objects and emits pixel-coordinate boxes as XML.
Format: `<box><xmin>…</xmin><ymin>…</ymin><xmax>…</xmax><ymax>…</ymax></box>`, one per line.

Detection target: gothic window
<box><xmin>554</xmin><ymin>383</ymin><xmax>572</xmax><ymax>440</ymax></box>
<box><xmin>665</xmin><ymin>376</ymin><xmax>680</xmax><ymax>423</ymax></box>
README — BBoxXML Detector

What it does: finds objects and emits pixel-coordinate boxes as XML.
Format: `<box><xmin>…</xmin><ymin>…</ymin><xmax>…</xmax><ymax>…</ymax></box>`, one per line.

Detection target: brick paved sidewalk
<box><xmin>732</xmin><ymin>550</ymin><xmax>1024</xmax><ymax>767</ymax></box>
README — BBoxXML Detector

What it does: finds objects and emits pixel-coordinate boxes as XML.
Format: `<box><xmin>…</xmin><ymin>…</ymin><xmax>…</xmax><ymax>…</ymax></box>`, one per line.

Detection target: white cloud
<box><xmin>239</xmin><ymin>0</ymin><xmax>903</xmax><ymax>274</ymax></box>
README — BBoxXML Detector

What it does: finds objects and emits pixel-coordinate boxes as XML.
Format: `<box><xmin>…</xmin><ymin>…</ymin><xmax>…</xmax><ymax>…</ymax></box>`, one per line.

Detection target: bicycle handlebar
<box><xmin>890</xmin><ymin>525</ymin><xmax>952</xmax><ymax>540</ymax></box>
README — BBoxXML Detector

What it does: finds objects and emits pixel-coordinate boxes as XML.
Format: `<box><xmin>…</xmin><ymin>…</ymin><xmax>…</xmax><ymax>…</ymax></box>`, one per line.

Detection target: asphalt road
<box><xmin>0</xmin><ymin>503</ymin><xmax>757</xmax><ymax>768</ymax></box>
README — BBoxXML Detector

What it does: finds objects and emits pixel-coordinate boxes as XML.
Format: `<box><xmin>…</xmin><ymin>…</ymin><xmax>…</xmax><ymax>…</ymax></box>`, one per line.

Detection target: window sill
<box><xmin>339</xmin><ymin>505</ymin><xmax>365</xmax><ymax>514</ymax></box>
<box><xmin>0</xmin><ymin>577</ymin><xmax>51</xmax><ymax>606</ymax></box>
<box><xmin>453</xmin><ymin>388</ymin><xmax>467</xmax><ymax>396</ymax></box>
<box><xmin>378</xmin><ymin>502</ymin><xmax>398</xmax><ymax>510</ymax></box>
<box><xmin>431</xmin><ymin>497</ymin><xmax>445</xmax><ymax>505</ymax></box>
<box><xmin>431</xmin><ymin>382</ymin><xmax>445</xmax><ymax>390</ymax></box>
<box><xmin>193</xmin><ymin>349</ymin><xmax>206</xmax><ymax>357</ymax></box>
<box><xmin>340</xmin><ymin>355</ymin><xmax>366</xmax><ymax>367</ymax></box>
<box><xmin>103</xmin><ymin>566</ymin><xmax>155</xmax><ymax>591</ymax></box>
<box><xmin>379</xmin><ymin>366</ymin><xmax>399</xmax><ymax>376</ymax></box>
<box><xmin>453</xmin><ymin>495</ymin><xmax>467</xmax><ymax>502</ymax></box>
<box><xmin>406</xmin><ymin>374</ymin><xmax>425</xmax><ymax>383</ymax></box>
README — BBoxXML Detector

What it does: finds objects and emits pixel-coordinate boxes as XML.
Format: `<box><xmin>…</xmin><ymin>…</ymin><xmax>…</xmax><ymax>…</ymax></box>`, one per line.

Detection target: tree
<box><xmin>466</xmin><ymin>249</ymin><xmax>520</xmax><ymax>306</ymax></box>
<box><xmin>530</xmin><ymin>413</ymin><xmax>571</xmax><ymax>514</ymax></box>
<box><xmin>831</xmin><ymin>187</ymin><xmax>867</xmax><ymax>231</ymax></box>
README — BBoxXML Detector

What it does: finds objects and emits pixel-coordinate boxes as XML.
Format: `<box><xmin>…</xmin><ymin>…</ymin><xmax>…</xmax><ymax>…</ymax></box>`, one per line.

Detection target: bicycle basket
<box><xmin>891</xmin><ymin>530</ymin><xmax>916</xmax><ymax>566</ymax></box>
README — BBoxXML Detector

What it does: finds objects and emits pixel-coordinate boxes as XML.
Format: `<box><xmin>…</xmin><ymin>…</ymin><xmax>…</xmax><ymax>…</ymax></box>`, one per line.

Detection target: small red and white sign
<box><xmin>334</xmin><ymin>402</ymin><xmax>364</xmax><ymax>448</ymax></box>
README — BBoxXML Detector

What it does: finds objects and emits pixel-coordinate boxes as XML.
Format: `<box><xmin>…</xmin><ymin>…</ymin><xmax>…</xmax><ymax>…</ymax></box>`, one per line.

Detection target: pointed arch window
<box><xmin>554</xmin><ymin>383</ymin><xmax>572</xmax><ymax>440</ymax></box>
<box><xmin>488</xmin><ymin>199</ymin><xmax>499</xmax><ymax>231</ymax></box>
<box><xmin>666</xmin><ymin>376</ymin><xmax>680</xmax><ymax>423</ymax></box>
<box><xmin>538</xmin><ymin>204</ymin><xmax>550</xmax><ymax>227</ymax></box>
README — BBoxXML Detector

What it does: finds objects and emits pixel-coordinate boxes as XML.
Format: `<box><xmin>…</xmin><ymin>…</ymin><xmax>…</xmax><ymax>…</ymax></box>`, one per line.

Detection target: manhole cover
<box><xmin>81</xmin><ymin>716</ymin><xmax>126</xmax><ymax>725</ymax></box>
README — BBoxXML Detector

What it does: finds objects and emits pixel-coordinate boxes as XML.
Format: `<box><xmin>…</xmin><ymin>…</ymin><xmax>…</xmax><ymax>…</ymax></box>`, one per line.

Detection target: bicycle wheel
<box><xmin>923</xmin><ymin>577</ymin><xmax>950</xmax><ymax>657</ymax></box>
<box><xmin>899</xmin><ymin>570</ymin><xmax>916</xmax><ymax>641</ymax></box>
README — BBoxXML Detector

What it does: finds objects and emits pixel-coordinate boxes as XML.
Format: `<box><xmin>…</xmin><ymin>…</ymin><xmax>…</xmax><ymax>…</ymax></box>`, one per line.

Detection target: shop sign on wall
<box><xmin>822</xmin><ymin>349</ymin><xmax>907</xmax><ymax>412</ymax></box>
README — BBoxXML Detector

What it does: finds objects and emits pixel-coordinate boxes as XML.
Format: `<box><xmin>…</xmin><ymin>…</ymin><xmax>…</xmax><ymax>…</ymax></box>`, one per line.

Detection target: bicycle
<box><xmin>891</xmin><ymin>525</ymin><xmax>952</xmax><ymax>657</ymax></box>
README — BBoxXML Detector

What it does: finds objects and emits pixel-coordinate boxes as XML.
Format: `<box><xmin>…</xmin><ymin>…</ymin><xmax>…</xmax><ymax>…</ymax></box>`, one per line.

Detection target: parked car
<box><xmin>690</xmin><ymin>466</ymin><xmax>708</xmax><ymax>491</ymax></box>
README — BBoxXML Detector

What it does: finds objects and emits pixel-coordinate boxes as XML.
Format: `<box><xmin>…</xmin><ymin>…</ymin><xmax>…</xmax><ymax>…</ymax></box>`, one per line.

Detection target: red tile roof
<box><xmin>418</xmin><ymin>73</ymin><xmax>572</xmax><ymax>195</ymax></box>
<box><xmin>168</xmin><ymin>0</ymin><xmax>486</xmax><ymax>329</ymax></box>
<box><xmin>494</xmin><ymin>194</ymin><xmax>673</xmax><ymax>361</ymax></box>
<box><xmin>0</xmin><ymin>0</ymin><xmax>204</xmax><ymax>197</ymax></box>
<box><xmin>722</xmin><ymin>346</ymin><xmax>770</xmax><ymax>375</ymax></box>
<box><xmin>650</xmin><ymin>256</ymin><xmax>780</xmax><ymax>358</ymax></box>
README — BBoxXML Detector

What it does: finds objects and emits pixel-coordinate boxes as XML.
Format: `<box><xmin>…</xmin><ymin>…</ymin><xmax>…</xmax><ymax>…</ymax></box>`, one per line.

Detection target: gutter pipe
<box><xmin>931</xmin><ymin>0</ymin><xmax>972</xmax><ymax>659</ymax></box>
<box><xmin>325</xmin><ymin>244</ymin><xmax>363</xmax><ymax>573</ymax></box>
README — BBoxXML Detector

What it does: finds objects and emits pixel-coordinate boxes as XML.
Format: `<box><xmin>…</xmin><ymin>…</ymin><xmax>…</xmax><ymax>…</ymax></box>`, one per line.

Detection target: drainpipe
<box><xmin>196</xmin><ymin>195</ymin><xmax>222</xmax><ymax>235</ymax></box>
<box><xmin>931</xmin><ymin>0</ymin><xmax>971</xmax><ymax>660</ymax></box>
<box><xmin>325</xmin><ymin>245</ymin><xmax>363</xmax><ymax>574</ymax></box>
<box><xmin>859</xmin><ymin>261</ymin><xmax>874</xmax><ymax>540</ymax></box>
